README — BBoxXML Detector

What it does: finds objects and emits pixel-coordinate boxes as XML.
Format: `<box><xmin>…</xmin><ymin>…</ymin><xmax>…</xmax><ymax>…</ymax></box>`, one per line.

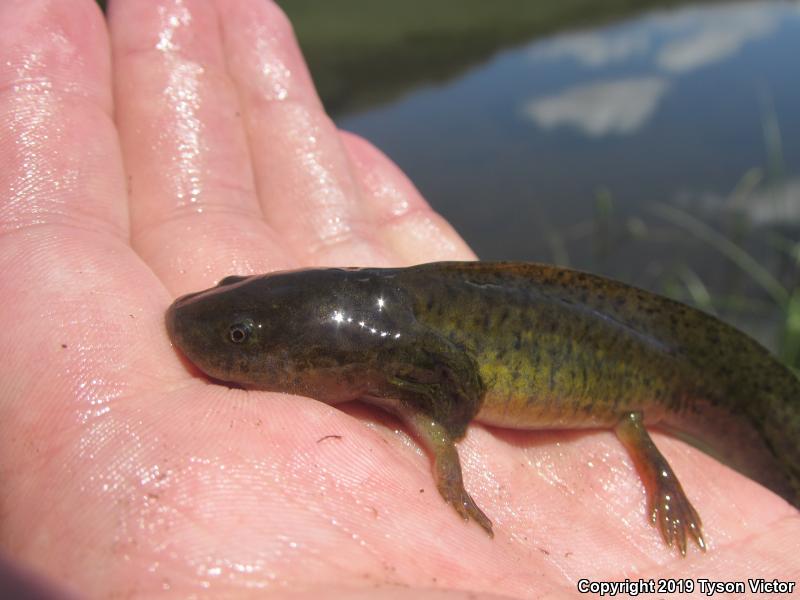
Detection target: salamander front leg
<box><xmin>402</xmin><ymin>411</ymin><xmax>494</xmax><ymax>538</ymax></box>
<box><xmin>615</xmin><ymin>412</ymin><xmax>706</xmax><ymax>555</ymax></box>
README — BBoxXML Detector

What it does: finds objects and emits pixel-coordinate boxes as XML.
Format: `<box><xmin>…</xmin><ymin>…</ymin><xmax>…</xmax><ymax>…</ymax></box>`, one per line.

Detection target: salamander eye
<box><xmin>229</xmin><ymin>322</ymin><xmax>252</xmax><ymax>343</ymax></box>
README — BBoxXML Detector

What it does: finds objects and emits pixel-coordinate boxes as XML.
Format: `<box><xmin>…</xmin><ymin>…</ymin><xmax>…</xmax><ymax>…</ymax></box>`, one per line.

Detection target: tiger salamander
<box><xmin>165</xmin><ymin>262</ymin><xmax>800</xmax><ymax>555</ymax></box>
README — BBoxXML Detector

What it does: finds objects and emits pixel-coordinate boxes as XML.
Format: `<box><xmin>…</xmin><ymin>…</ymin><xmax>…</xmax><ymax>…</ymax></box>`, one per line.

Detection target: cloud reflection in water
<box><xmin>521</xmin><ymin>2</ymin><xmax>785</xmax><ymax>137</ymax></box>
<box><xmin>523</xmin><ymin>77</ymin><xmax>669</xmax><ymax>137</ymax></box>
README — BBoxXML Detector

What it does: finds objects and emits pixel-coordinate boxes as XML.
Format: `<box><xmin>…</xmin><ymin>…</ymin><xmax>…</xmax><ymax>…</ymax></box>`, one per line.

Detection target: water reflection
<box><xmin>338</xmin><ymin>1</ymin><xmax>800</xmax><ymax>359</ymax></box>
<box><xmin>531</xmin><ymin>2</ymin><xmax>783</xmax><ymax>72</ymax></box>
<box><xmin>655</xmin><ymin>5</ymin><xmax>780</xmax><ymax>72</ymax></box>
<box><xmin>523</xmin><ymin>77</ymin><xmax>670</xmax><ymax>136</ymax></box>
<box><xmin>522</xmin><ymin>2</ymin><xmax>790</xmax><ymax>137</ymax></box>
<box><xmin>697</xmin><ymin>177</ymin><xmax>800</xmax><ymax>227</ymax></box>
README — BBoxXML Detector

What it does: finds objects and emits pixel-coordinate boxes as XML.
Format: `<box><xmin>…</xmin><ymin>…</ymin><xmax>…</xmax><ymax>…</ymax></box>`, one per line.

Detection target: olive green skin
<box><xmin>166</xmin><ymin>262</ymin><xmax>800</xmax><ymax>508</ymax></box>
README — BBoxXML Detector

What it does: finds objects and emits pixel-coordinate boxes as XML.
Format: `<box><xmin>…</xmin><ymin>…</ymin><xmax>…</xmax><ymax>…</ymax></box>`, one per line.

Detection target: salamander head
<box><xmin>165</xmin><ymin>268</ymin><xmax>397</xmax><ymax>398</ymax></box>
<box><xmin>167</xmin><ymin>274</ymin><xmax>278</xmax><ymax>387</ymax></box>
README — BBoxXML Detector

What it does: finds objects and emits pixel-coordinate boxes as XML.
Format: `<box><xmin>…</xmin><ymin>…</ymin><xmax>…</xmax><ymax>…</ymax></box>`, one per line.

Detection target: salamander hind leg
<box><xmin>615</xmin><ymin>412</ymin><xmax>706</xmax><ymax>555</ymax></box>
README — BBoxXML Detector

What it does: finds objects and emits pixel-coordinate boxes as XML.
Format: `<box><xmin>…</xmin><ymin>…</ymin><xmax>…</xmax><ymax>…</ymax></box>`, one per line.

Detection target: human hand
<box><xmin>1</xmin><ymin>1</ymin><xmax>797</xmax><ymax>598</ymax></box>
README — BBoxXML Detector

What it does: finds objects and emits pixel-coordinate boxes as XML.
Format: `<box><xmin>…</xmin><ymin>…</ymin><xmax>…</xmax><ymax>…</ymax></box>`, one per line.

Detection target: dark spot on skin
<box><xmin>419</xmin><ymin>488</ymin><xmax>424</xmax><ymax>493</ymax></box>
<box><xmin>317</xmin><ymin>434</ymin><xmax>343</xmax><ymax>443</ymax></box>
<box><xmin>537</xmin><ymin>547</ymin><xmax>551</xmax><ymax>556</ymax></box>
<box><xmin>60</xmin><ymin>343</ymin><xmax>67</xmax><ymax>349</ymax></box>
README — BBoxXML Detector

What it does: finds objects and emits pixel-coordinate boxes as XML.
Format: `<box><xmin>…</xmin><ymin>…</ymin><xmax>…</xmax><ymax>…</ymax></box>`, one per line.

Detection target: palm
<box><xmin>1</xmin><ymin>1</ymin><xmax>796</xmax><ymax>598</ymax></box>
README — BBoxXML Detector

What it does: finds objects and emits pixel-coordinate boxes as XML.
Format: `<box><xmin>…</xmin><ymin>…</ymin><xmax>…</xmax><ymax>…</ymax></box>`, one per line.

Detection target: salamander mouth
<box><xmin>165</xmin><ymin>285</ymin><xmax>225</xmax><ymax>351</ymax></box>
<box><xmin>164</xmin><ymin>293</ymin><xmax>209</xmax><ymax>355</ymax></box>
<box><xmin>164</xmin><ymin>299</ymin><xmax>188</xmax><ymax>356</ymax></box>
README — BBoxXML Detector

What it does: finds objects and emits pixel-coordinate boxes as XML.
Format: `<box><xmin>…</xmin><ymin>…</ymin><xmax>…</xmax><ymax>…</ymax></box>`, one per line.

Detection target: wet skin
<box><xmin>166</xmin><ymin>262</ymin><xmax>800</xmax><ymax>556</ymax></box>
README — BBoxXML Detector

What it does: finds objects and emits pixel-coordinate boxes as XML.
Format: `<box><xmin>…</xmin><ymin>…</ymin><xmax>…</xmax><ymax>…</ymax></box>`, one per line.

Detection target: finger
<box><xmin>0</xmin><ymin>0</ymin><xmax>143</xmax><ymax>399</ymax></box>
<box><xmin>0</xmin><ymin>0</ymin><xmax>126</xmax><ymax>242</ymax></box>
<box><xmin>0</xmin><ymin>0</ymin><xmax>182</xmax><ymax>428</ymax></box>
<box><xmin>216</xmin><ymin>0</ymin><xmax>395</xmax><ymax>266</ymax></box>
<box><xmin>109</xmin><ymin>0</ymin><xmax>294</xmax><ymax>295</ymax></box>
<box><xmin>340</xmin><ymin>132</ymin><xmax>476</xmax><ymax>264</ymax></box>
<box><xmin>0</xmin><ymin>0</ymin><xmax>183</xmax><ymax>586</ymax></box>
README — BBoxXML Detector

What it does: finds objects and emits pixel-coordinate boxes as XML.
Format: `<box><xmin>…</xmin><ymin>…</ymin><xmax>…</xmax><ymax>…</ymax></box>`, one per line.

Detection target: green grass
<box><xmin>652</xmin><ymin>203</ymin><xmax>799</xmax><ymax>369</ymax></box>
<box><xmin>651</xmin><ymin>203</ymin><xmax>790</xmax><ymax>308</ymax></box>
<box><xmin>542</xmin><ymin>188</ymin><xmax>799</xmax><ymax>371</ymax></box>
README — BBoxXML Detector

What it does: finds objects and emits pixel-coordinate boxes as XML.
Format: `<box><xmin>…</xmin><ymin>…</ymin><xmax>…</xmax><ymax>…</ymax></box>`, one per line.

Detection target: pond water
<box><xmin>335</xmin><ymin>1</ymin><xmax>800</xmax><ymax>359</ymax></box>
